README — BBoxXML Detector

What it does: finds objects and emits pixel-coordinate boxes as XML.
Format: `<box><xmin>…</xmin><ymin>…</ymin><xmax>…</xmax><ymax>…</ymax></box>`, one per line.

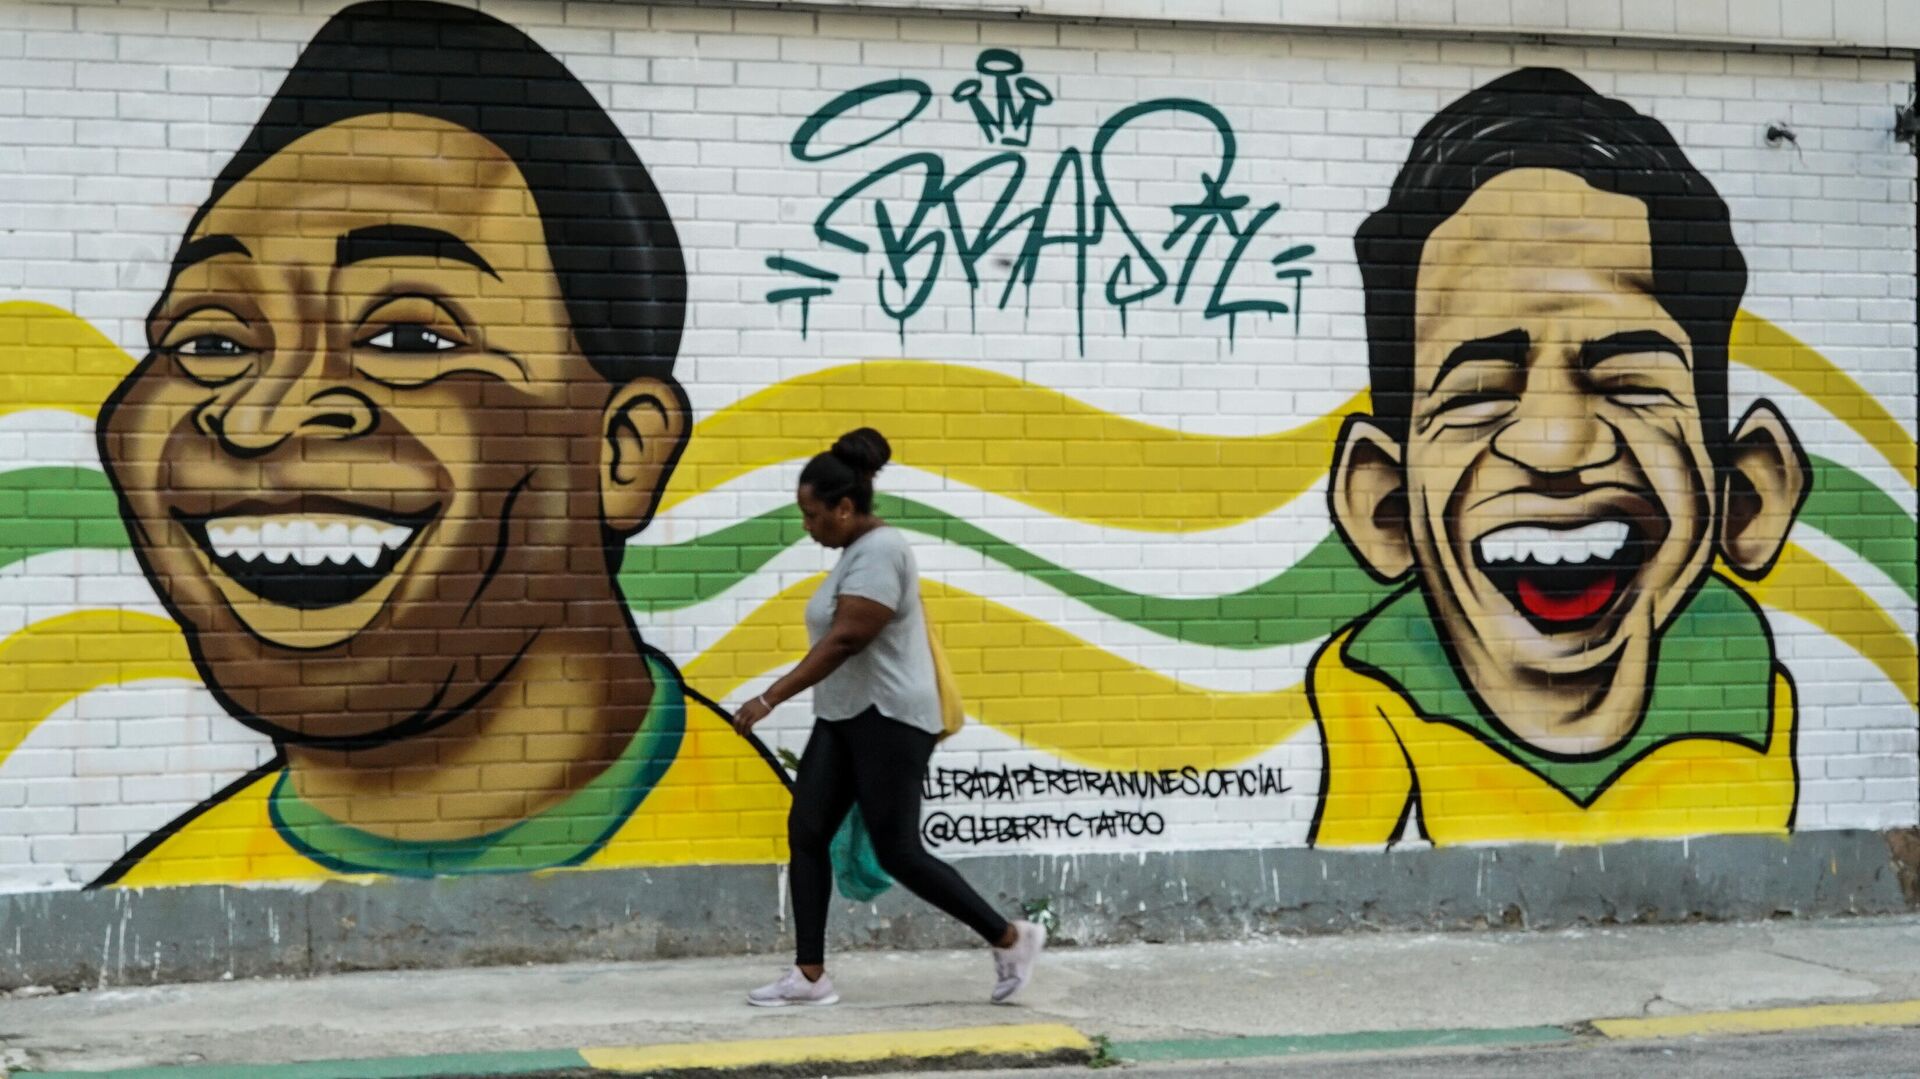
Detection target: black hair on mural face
<box><xmin>1354</xmin><ymin>67</ymin><xmax>1745</xmax><ymax>452</ymax></box>
<box><xmin>177</xmin><ymin>0</ymin><xmax>684</xmax><ymax>386</ymax></box>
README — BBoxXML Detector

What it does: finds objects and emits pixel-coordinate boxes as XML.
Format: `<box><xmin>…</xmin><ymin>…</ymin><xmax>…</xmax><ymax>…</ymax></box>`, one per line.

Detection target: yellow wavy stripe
<box><xmin>5</xmin><ymin>300</ymin><xmax>1910</xmax><ymax>514</ymax></box>
<box><xmin>1731</xmin><ymin>311</ymin><xmax>1916</xmax><ymax>488</ymax></box>
<box><xmin>0</xmin><ymin>610</ymin><xmax>196</xmax><ymax>768</ymax></box>
<box><xmin>1743</xmin><ymin>544</ymin><xmax>1919</xmax><ymax>706</ymax></box>
<box><xmin>0</xmin><ymin>301</ymin><xmax>136</xmax><ymax>421</ymax></box>
<box><xmin>0</xmin><ymin>555</ymin><xmax>1907</xmax><ymax>780</ymax></box>
<box><xmin>681</xmin><ymin>574</ymin><xmax>1315</xmax><ymax>771</ymax></box>
<box><xmin>5</xmin><ymin>298</ymin><xmax>1363</xmax><ymax>531</ymax></box>
<box><xmin>664</xmin><ymin>361</ymin><xmax>1365</xmax><ymax>532</ymax></box>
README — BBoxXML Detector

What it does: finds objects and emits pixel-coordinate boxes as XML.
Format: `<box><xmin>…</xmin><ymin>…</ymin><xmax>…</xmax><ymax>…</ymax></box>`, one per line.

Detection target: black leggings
<box><xmin>788</xmin><ymin>708</ymin><xmax>1010</xmax><ymax>966</ymax></box>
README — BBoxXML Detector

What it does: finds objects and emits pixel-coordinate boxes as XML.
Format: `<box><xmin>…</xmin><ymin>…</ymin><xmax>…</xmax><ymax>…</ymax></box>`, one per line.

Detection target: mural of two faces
<box><xmin>0</xmin><ymin>1</ymin><xmax>1909</xmax><ymax>890</ymax></box>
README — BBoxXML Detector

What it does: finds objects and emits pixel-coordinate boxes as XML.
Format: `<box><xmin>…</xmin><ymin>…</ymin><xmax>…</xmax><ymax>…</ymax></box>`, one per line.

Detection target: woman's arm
<box><xmin>731</xmin><ymin>595</ymin><xmax>893</xmax><ymax>734</ymax></box>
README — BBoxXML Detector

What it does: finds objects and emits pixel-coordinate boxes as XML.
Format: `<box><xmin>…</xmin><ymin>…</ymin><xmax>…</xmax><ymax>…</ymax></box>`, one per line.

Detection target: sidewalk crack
<box><xmin>1760</xmin><ymin>949</ymin><xmax>1855</xmax><ymax>977</ymax></box>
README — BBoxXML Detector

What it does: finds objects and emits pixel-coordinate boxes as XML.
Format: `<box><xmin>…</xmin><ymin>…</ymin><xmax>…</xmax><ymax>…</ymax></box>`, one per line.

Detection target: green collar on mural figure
<box><xmin>1341</xmin><ymin>575</ymin><xmax>1777</xmax><ymax>804</ymax></box>
<box><xmin>268</xmin><ymin>654</ymin><xmax>686</xmax><ymax>878</ymax></box>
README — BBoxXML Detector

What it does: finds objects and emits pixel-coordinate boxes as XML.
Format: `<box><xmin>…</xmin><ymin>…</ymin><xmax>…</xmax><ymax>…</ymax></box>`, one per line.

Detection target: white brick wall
<box><xmin>709</xmin><ymin>0</ymin><xmax>1920</xmax><ymax>52</ymax></box>
<box><xmin>0</xmin><ymin>0</ymin><xmax>1913</xmax><ymax>889</ymax></box>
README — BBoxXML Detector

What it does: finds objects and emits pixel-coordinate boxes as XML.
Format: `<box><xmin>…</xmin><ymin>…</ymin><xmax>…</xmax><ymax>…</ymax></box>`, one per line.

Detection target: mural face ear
<box><xmin>1330</xmin><ymin>416</ymin><xmax>1414</xmax><ymax>583</ymax></box>
<box><xmin>600</xmin><ymin>376</ymin><xmax>689</xmax><ymax>536</ymax></box>
<box><xmin>1717</xmin><ymin>399</ymin><xmax>1810</xmax><ymax>580</ymax></box>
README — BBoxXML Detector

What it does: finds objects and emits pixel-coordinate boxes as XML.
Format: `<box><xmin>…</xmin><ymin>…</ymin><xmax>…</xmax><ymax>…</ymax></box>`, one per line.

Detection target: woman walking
<box><xmin>731</xmin><ymin>428</ymin><xmax>1046</xmax><ymax>1007</ymax></box>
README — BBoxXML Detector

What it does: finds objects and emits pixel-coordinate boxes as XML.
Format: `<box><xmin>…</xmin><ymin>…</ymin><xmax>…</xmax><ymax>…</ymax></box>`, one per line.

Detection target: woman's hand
<box><xmin>732</xmin><ymin>694</ymin><xmax>773</xmax><ymax>735</ymax></box>
<box><xmin>730</xmin><ymin>597</ymin><xmax>892</xmax><ymax>738</ymax></box>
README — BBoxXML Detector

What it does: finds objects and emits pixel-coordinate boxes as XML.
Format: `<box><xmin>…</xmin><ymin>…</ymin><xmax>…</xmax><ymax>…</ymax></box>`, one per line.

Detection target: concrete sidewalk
<box><xmin>5</xmin><ymin>915</ymin><xmax>1920</xmax><ymax>1075</ymax></box>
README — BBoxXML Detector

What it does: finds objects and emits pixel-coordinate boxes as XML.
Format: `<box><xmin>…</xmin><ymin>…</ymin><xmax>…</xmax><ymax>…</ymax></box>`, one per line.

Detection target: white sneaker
<box><xmin>747</xmin><ymin>966</ymin><xmax>840</xmax><ymax>1007</ymax></box>
<box><xmin>990</xmin><ymin>919</ymin><xmax>1047</xmax><ymax>1003</ymax></box>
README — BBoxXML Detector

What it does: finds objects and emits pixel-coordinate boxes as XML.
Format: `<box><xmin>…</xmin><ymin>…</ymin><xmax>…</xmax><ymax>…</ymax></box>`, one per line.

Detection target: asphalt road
<box><xmin>872</xmin><ymin>1025</ymin><xmax>1920</xmax><ymax>1078</ymax></box>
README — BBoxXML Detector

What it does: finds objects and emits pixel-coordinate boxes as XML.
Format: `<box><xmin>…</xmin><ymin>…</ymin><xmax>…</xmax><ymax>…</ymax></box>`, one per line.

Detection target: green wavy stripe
<box><xmin>4</xmin><ymin>453</ymin><xmax>1914</xmax><ymax>654</ymax></box>
<box><xmin>0</xmin><ymin>468</ymin><xmax>126</xmax><ymax>568</ymax></box>
<box><xmin>1802</xmin><ymin>454</ymin><xmax>1917</xmax><ymax>600</ymax></box>
<box><xmin>0</xmin><ymin>469</ymin><xmax>1382</xmax><ymax>649</ymax></box>
<box><xmin>619</xmin><ymin>494</ymin><xmax>1388</xmax><ymax>648</ymax></box>
<box><xmin>618</xmin><ymin>454</ymin><xmax>1918</xmax><ymax>618</ymax></box>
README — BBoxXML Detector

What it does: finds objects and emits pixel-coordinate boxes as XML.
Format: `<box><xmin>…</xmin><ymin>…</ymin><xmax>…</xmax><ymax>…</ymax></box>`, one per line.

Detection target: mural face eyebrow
<box><xmin>1431</xmin><ymin>328</ymin><xmax>1530</xmax><ymax>392</ymax></box>
<box><xmin>169</xmin><ymin>234</ymin><xmax>252</xmax><ymax>281</ymax></box>
<box><xmin>335</xmin><ymin>224</ymin><xmax>500</xmax><ymax>280</ymax></box>
<box><xmin>1581</xmin><ymin>329</ymin><xmax>1689</xmax><ymax>370</ymax></box>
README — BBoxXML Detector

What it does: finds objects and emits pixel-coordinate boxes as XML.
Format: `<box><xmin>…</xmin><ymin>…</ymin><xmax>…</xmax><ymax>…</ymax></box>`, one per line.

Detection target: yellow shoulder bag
<box><xmin>922</xmin><ymin>601</ymin><xmax>966</xmax><ymax>741</ymax></box>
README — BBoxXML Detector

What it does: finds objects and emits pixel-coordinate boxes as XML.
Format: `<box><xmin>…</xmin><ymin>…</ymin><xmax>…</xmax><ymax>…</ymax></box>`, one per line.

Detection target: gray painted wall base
<box><xmin>6</xmin><ymin>830</ymin><xmax>1915</xmax><ymax>990</ymax></box>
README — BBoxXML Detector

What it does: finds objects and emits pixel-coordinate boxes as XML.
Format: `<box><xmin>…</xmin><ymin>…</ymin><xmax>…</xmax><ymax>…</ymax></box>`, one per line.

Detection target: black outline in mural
<box><xmin>1304</xmin><ymin>576</ymin><xmax>1805</xmax><ymax>846</ymax></box>
<box><xmin>684</xmin><ymin>681</ymin><xmax>795</xmax><ymax>794</ymax></box>
<box><xmin>86</xmin><ymin>0</ymin><xmax>788</xmax><ymax>885</ymax></box>
<box><xmin>1310</xmin><ymin>68</ymin><xmax>1812</xmax><ymax>845</ymax></box>
<box><xmin>91</xmin><ymin>755</ymin><xmax>289</xmax><ymax>889</ymax></box>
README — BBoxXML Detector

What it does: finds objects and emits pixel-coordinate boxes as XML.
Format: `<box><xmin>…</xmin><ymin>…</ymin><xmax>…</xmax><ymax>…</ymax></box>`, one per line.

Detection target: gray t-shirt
<box><xmin>805</xmin><ymin>526</ymin><xmax>941</xmax><ymax>734</ymax></box>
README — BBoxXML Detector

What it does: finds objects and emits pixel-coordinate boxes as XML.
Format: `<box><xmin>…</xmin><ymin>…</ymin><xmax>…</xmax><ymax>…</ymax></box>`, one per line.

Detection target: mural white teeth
<box><xmin>0</xmin><ymin>0</ymin><xmax>1898</xmax><ymax>909</ymax></box>
<box><xmin>1476</xmin><ymin>521</ymin><xmax>1631</xmax><ymax>566</ymax></box>
<box><xmin>204</xmin><ymin>516</ymin><xmax>415</xmax><ymax>569</ymax></box>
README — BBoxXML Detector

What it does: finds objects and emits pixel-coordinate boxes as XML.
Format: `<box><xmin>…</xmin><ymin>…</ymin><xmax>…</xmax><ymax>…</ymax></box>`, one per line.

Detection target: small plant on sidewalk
<box><xmin>1021</xmin><ymin>896</ymin><xmax>1059</xmax><ymax>935</ymax></box>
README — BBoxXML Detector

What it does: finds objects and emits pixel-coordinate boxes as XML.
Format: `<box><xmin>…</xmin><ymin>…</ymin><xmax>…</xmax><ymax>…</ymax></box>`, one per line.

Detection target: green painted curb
<box><xmin>20</xmin><ymin>1024</ymin><xmax>1578</xmax><ymax>1076</ymax></box>
<box><xmin>1110</xmin><ymin>1023</ymin><xmax>1575</xmax><ymax>1062</ymax></box>
<box><xmin>19</xmin><ymin>1048</ymin><xmax>588</xmax><ymax>1079</ymax></box>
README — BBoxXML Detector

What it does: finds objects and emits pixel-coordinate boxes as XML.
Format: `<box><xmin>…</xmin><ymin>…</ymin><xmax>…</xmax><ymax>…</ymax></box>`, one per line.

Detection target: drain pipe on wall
<box><xmin>1903</xmin><ymin>69</ymin><xmax>1920</xmax><ymax>818</ymax></box>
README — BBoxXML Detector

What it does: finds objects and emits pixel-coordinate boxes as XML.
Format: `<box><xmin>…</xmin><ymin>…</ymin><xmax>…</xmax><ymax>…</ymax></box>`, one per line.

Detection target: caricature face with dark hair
<box><xmin>100</xmin><ymin>113</ymin><xmax>688</xmax><ymax>746</ymax></box>
<box><xmin>1332</xmin><ymin>168</ymin><xmax>1808</xmax><ymax>755</ymax></box>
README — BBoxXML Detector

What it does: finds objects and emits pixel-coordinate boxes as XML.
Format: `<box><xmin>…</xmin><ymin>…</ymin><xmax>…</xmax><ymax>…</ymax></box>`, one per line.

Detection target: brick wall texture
<box><xmin>0</xmin><ymin>0</ymin><xmax>1914</xmax><ymax>895</ymax></box>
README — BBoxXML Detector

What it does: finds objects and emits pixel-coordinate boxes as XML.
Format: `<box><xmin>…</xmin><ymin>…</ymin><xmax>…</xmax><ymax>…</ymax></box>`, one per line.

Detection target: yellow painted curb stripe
<box><xmin>579</xmin><ymin>1023</ymin><xmax>1092</xmax><ymax>1071</ymax></box>
<box><xmin>1593</xmin><ymin>998</ymin><xmax>1920</xmax><ymax>1040</ymax></box>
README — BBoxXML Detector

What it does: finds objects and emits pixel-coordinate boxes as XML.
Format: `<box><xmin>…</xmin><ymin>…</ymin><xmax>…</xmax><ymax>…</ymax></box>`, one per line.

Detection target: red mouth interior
<box><xmin>1515</xmin><ymin>572</ymin><xmax>1620</xmax><ymax>624</ymax></box>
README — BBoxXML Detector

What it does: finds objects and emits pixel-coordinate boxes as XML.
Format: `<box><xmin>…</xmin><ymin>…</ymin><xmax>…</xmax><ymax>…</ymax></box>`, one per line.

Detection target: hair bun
<box><xmin>829</xmin><ymin>427</ymin><xmax>891</xmax><ymax>477</ymax></box>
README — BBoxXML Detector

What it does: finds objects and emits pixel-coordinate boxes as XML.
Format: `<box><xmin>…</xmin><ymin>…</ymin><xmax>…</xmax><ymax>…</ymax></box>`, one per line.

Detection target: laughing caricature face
<box><xmin>1334</xmin><ymin>90</ymin><xmax>1809</xmax><ymax>757</ymax></box>
<box><xmin>99</xmin><ymin>112</ymin><xmax>688</xmax><ymax>747</ymax></box>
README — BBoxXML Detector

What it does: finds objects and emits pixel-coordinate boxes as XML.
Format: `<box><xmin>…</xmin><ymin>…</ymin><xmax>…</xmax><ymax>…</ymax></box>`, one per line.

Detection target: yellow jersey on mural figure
<box><xmin>105</xmin><ymin>655</ymin><xmax>793</xmax><ymax>885</ymax></box>
<box><xmin>91</xmin><ymin>1</ymin><xmax>788</xmax><ymax>887</ymax></box>
<box><xmin>1312</xmin><ymin>68</ymin><xmax>1810</xmax><ymax>846</ymax></box>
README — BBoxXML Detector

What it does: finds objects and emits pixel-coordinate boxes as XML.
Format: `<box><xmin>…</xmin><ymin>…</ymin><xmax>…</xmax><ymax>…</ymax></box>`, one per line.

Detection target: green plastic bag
<box><xmin>830</xmin><ymin>808</ymin><xmax>894</xmax><ymax>901</ymax></box>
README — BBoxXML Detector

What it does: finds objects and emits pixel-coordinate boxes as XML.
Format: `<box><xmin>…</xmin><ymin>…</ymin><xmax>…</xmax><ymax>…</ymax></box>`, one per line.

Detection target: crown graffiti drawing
<box><xmin>953</xmin><ymin>49</ymin><xmax>1054</xmax><ymax>147</ymax></box>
